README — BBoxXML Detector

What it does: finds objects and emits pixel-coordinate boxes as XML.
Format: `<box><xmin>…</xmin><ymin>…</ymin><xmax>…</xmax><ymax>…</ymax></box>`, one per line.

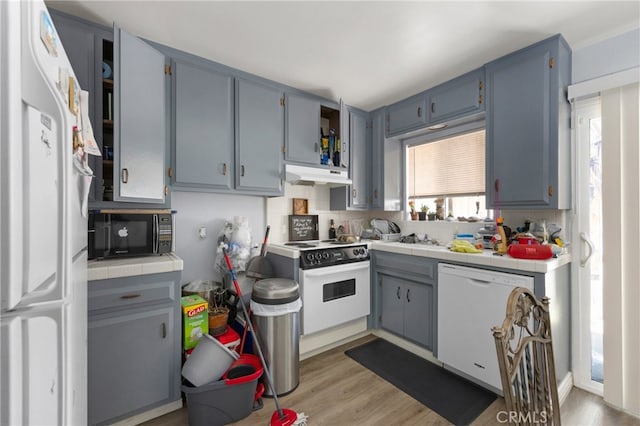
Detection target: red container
<box><xmin>508</xmin><ymin>244</ymin><xmax>553</xmax><ymax>259</ymax></box>
<box><xmin>518</xmin><ymin>237</ymin><xmax>539</xmax><ymax>245</ymax></box>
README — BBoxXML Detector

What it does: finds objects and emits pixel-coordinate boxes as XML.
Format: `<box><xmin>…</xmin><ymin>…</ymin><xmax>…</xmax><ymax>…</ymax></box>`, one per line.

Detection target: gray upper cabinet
<box><xmin>427</xmin><ymin>68</ymin><xmax>485</xmax><ymax>125</ymax></box>
<box><xmin>113</xmin><ymin>25</ymin><xmax>168</xmax><ymax>203</ymax></box>
<box><xmin>350</xmin><ymin>109</ymin><xmax>369</xmax><ymax>208</ymax></box>
<box><xmin>385</xmin><ymin>94</ymin><xmax>427</xmax><ymax>137</ymax></box>
<box><xmin>236</xmin><ymin>78</ymin><xmax>284</xmax><ymax>195</ymax></box>
<box><xmin>370</xmin><ymin>107</ymin><xmax>402</xmax><ymax>211</ymax></box>
<box><xmin>330</xmin><ymin>107</ymin><xmax>369</xmax><ymax>210</ymax></box>
<box><xmin>49</xmin><ymin>9</ymin><xmax>107</xmax><ymax>203</ymax></box>
<box><xmin>370</xmin><ymin>109</ymin><xmax>385</xmax><ymax>210</ymax></box>
<box><xmin>172</xmin><ymin>59</ymin><xmax>233</xmax><ymax>190</ymax></box>
<box><xmin>485</xmin><ymin>34</ymin><xmax>571</xmax><ymax>209</ymax></box>
<box><xmin>285</xmin><ymin>93</ymin><xmax>321</xmax><ymax>164</ymax></box>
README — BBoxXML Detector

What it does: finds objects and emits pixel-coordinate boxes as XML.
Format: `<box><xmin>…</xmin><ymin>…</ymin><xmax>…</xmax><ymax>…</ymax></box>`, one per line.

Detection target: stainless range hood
<box><xmin>285</xmin><ymin>164</ymin><xmax>352</xmax><ymax>186</ymax></box>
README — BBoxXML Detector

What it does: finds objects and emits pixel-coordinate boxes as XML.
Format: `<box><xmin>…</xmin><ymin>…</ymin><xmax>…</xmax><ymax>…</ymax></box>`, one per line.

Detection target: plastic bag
<box><xmin>250</xmin><ymin>298</ymin><xmax>302</xmax><ymax>316</ymax></box>
<box><xmin>215</xmin><ymin>216</ymin><xmax>252</xmax><ymax>273</ymax></box>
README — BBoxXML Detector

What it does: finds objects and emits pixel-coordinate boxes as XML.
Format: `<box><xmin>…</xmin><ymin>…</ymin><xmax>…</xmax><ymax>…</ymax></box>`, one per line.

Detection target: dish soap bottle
<box><xmin>328</xmin><ymin>219</ymin><xmax>337</xmax><ymax>239</ymax></box>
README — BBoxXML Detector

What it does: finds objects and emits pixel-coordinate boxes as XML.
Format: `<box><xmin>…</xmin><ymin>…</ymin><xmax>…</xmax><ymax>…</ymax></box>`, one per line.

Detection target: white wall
<box><xmin>572</xmin><ymin>28</ymin><xmax>640</xmax><ymax>84</ymax></box>
<box><xmin>171</xmin><ymin>191</ymin><xmax>265</xmax><ymax>285</ymax></box>
<box><xmin>266</xmin><ymin>183</ymin><xmax>403</xmax><ymax>243</ymax></box>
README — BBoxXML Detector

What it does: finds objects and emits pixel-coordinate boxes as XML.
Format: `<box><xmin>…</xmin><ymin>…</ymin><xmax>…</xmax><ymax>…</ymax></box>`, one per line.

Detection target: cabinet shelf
<box><xmin>102</xmin><ymin>159</ymin><xmax>113</xmax><ymax>166</ymax></box>
<box><xmin>103</xmin><ymin>78</ymin><xmax>114</xmax><ymax>88</ymax></box>
<box><xmin>103</xmin><ymin>119</ymin><xmax>113</xmax><ymax>128</ymax></box>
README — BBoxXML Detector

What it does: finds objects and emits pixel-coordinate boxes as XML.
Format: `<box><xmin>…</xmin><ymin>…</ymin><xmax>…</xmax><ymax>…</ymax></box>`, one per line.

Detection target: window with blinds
<box><xmin>407</xmin><ymin>129</ymin><xmax>488</xmax><ymax>219</ymax></box>
<box><xmin>408</xmin><ymin>129</ymin><xmax>485</xmax><ymax>197</ymax></box>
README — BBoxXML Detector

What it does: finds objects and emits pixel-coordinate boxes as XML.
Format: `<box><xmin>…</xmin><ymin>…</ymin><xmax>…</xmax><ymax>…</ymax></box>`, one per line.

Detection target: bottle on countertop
<box><xmin>495</xmin><ymin>217</ymin><xmax>508</xmax><ymax>254</ymax></box>
<box><xmin>328</xmin><ymin>219</ymin><xmax>336</xmax><ymax>239</ymax></box>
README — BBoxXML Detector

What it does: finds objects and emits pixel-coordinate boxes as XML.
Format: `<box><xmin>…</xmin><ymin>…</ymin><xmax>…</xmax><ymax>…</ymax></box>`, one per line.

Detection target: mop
<box><xmin>222</xmin><ymin>248</ymin><xmax>308</xmax><ymax>426</ymax></box>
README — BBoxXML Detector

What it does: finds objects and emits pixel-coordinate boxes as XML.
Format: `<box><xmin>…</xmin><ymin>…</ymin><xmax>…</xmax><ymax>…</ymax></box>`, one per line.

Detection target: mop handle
<box><xmin>260</xmin><ymin>225</ymin><xmax>271</xmax><ymax>257</ymax></box>
<box><xmin>222</xmin><ymin>249</ymin><xmax>286</xmax><ymax>419</ymax></box>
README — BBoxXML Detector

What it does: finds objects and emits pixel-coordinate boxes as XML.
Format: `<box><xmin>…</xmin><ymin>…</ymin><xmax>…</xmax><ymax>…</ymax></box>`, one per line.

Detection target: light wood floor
<box><xmin>142</xmin><ymin>335</ymin><xmax>639</xmax><ymax>426</ymax></box>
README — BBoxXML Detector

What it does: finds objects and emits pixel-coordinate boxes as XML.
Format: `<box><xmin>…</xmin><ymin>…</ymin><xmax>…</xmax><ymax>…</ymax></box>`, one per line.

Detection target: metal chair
<box><xmin>492</xmin><ymin>287</ymin><xmax>561</xmax><ymax>425</ymax></box>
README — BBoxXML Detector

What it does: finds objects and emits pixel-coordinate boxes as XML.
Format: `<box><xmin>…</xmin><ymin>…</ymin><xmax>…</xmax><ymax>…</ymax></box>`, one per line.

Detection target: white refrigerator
<box><xmin>1</xmin><ymin>1</ymin><xmax>94</xmax><ymax>424</ymax></box>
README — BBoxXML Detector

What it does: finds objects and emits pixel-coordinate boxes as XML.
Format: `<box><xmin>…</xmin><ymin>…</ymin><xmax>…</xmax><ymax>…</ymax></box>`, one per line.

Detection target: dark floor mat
<box><xmin>345</xmin><ymin>338</ymin><xmax>496</xmax><ymax>425</ymax></box>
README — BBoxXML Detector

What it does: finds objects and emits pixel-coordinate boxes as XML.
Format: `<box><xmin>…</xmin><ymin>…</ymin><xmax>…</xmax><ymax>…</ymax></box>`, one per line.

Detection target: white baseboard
<box><xmin>558</xmin><ymin>372</ymin><xmax>573</xmax><ymax>406</ymax></box>
<box><xmin>372</xmin><ymin>329</ymin><xmax>441</xmax><ymax>365</ymax></box>
<box><xmin>300</xmin><ymin>318</ymin><xmax>369</xmax><ymax>360</ymax></box>
<box><xmin>111</xmin><ymin>399</ymin><xmax>183</xmax><ymax>426</ymax></box>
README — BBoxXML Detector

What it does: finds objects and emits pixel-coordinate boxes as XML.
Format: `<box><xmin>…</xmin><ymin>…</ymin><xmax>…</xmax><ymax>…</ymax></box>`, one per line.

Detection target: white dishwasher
<box><xmin>437</xmin><ymin>263</ymin><xmax>534</xmax><ymax>392</ymax></box>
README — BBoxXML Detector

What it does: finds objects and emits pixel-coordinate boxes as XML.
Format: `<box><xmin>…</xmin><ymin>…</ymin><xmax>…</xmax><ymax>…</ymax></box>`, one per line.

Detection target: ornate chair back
<box><xmin>492</xmin><ymin>287</ymin><xmax>561</xmax><ymax>425</ymax></box>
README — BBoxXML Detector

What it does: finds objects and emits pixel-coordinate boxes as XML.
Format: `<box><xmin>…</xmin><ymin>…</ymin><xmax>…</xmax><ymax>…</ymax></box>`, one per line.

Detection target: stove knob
<box><xmin>315</xmin><ymin>253</ymin><xmax>322</xmax><ymax>260</ymax></box>
<box><xmin>361</xmin><ymin>248</ymin><xmax>368</xmax><ymax>256</ymax></box>
<box><xmin>352</xmin><ymin>248</ymin><xmax>359</xmax><ymax>256</ymax></box>
<box><xmin>306</xmin><ymin>253</ymin><xmax>314</xmax><ymax>262</ymax></box>
<box><xmin>323</xmin><ymin>252</ymin><xmax>330</xmax><ymax>259</ymax></box>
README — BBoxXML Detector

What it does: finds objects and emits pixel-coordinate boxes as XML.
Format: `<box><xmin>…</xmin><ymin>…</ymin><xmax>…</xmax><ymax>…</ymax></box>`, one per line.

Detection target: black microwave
<box><xmin>88</xmin><ymin>210</ymin><xmax>174</xmax><ymax>260</ymax></box>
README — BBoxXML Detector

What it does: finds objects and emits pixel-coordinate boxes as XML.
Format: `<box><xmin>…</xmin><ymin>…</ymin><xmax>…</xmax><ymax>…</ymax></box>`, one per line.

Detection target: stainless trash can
<box><xmin>250</xmin><ymin>278</ymin><xmax>301</xmax><ymax>397</ymax></box>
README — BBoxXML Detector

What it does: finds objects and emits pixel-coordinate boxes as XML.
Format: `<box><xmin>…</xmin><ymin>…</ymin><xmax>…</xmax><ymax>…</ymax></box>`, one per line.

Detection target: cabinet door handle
<box><xmin>120</xmin><ymin>293</ymin><xmax>141</xmax><ymax>300</ymax></box>
<box><xmin>222</xmin><ymin>163</ymin><xmax>227</xmax><ymax>176</ymax></box>
<box><xmin>396</xmin><ymin>286</ymin><xmax>400</xmax><ymax>300</ymax></box>
<box><xmin>241</xmin><ymin>165</ymin><xmax>245</xmax><ymax>177</ymax></box>
<box><xmin>314</xmin><ymin>142</ymin><xmax>319</xmax><ymax>152</ymax></box>
<box><xmin>121</xmin><ymin>168</ymin><xmax>129</xmax><ymax>184</ymax></box>
<box><xmin>406</xmin><ymin>288</ymin><xmax>411</xmax><ymax>303</ymax></box>
<box><xmin>373</xmin><ymin>189</ymin><xmax>378</xmax><ymax>199</ymax></box>
<box><xmin>162</xmin><ymin>322</ymin><xmax>167</xmax><ymax>339</ymax></box>
<box><xmin>431</xmin><ymin>102</ymin><xmax>435</xmax><ymax>114</ymax></box>
<box><xmin>417</xmin><ymin>107</ymin><xmax>422</xmax><ymax>118</ymax></box>
<box><xmin>494</xmin><ymin>178</ymin><xmax>500</xmax><ymax>192</ymax></box>
<box><xmin>352</xmin><ymin>189</ymin><xmax>357</xmax><ymax>199</ymax></box>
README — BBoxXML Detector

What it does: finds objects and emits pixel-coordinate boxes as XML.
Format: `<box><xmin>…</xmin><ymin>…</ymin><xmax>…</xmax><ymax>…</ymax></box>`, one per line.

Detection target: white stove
<box><xmin>268</xmin><ymin>240</ymin><xmax>371</xmax><ymax>335</ymax></box>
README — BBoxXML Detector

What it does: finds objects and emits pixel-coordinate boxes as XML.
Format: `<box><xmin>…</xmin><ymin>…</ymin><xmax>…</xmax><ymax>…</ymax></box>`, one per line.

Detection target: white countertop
<box><xmin>370</xmin><ymin>241</ymin><xmax>570</xmax><ymax>273</ymax></box>
<box><xmin>88</xmin><ymin>253</ymin><xmax>184</xmax><ymax>281</ymax></box>
<box><xmin>267</xmin><ymin>241</ymin><xmax>570</xmax><ymax>273</ymax></box>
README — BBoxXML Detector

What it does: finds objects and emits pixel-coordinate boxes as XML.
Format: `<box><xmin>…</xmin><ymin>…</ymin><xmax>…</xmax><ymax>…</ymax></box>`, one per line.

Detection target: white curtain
<box><xmin>601</xmin><ymin>82</ymin><xmax>640</xmax><ymax>417</ymax></box>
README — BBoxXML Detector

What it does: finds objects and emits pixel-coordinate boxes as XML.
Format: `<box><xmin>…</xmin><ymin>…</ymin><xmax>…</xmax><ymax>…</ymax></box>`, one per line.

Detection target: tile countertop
<box><xmin>87</xmin><ymin>253</ymin><xmax>184</xmax><ymax>281</ymax></box>
<box><xmin>267</xmin><ymin>241</ymin><xmax>570</xmax><ymax>274</ymax></box>
<box><xmin>370</xmin><ymin>241</ymin><xmax>570</xmax><ymax>274</ymax></box>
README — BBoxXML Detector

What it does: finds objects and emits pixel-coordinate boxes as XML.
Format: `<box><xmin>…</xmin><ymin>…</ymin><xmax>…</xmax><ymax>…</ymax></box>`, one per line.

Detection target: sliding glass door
<box><xmin>572</xmin><ymin>98</ymin><xmax>604</xmax><ymax>394</ymax></box>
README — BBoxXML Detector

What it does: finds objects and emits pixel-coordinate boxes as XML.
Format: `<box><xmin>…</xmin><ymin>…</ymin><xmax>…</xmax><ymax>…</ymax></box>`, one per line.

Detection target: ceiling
<box><xmin>46</xmin><ymin>1</ymin><xmax>640</xmax><ymax>111</ymax></box>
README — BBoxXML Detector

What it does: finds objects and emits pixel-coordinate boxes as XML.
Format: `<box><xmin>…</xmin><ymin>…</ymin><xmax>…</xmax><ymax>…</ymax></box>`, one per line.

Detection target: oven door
<box><xmin>299</xmin><ymin>261</ymin><xmax>370</xmax><ymax>335</ymax></box>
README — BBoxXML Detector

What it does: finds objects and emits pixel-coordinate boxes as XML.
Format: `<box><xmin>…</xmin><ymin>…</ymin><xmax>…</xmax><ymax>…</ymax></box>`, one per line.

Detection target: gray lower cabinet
<box><xmin>485</xmin><ymin>34</ymin><xmax>571</xmax><ymax>209</ymax></box>
<box><xmin>385</xmin><ymin>94</ymin><xmax>427</xmax><ymax>137</ymax></box>
<box><xmin>380</xmin><ymin>275</ymin><xmax>433</xmax><ymax>348</ymax></box>
<box><xmin>236</xmin><ymin>78</ymin><xmax>284</xmax><ymax>195</ymax></box>
<box><xmin>172</xmin><ymin>58</ymin><xmax>233</xmax><ymax>190</ymax></box>
<box><xmin>285</xmin><ymin>93</ymin><xmax>321</xmax><ymax>165</ymax></box>
<box><xmin>427</xmin><ymin>68</ymin><xmax>485</xmax><ymax>125</ymax></box>
<box><xmin>88</xmin><ymin>272</ymin><xmax>181</xmax><ymax>426</ymax></box>
<box><xmin>373</xmin><ymin>252</ymin><xmax>437</xmax><ymax>351</ymax></box>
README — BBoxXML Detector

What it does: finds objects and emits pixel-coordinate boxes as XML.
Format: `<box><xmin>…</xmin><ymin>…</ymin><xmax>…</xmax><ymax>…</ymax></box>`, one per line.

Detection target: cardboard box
<box><xmin>181</xmin><ymin>295</ymin><xmax>209</xmax><ymax>350</ymax></box>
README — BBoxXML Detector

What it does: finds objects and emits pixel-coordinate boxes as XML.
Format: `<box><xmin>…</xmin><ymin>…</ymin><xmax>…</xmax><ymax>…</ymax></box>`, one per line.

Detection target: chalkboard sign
<box><xmin>288</xmin><ymin>215</ymin><xmax>319</xmax><ymax>241</ymax></box>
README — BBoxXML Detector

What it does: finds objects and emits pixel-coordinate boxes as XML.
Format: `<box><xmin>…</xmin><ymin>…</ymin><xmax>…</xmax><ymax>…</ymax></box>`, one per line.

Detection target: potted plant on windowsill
<box><xmin>418</xmin><ymin>205</ymin><xmax>427</xmax><ymax>221</ymax></box>
<box><xmin>428</xmin><ymin>210</ymin><xmax>437</xmax><ymax>221</ymax></box>
<box><xmin>409</xmin><ymin>200</ymin><xmax>418</xmax><ymax>220</ymax></box>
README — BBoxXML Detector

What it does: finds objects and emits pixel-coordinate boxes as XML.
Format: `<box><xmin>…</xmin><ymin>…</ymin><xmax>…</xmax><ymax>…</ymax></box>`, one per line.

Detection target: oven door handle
<box><xmin>301</xmin><ymin>261</ymin><xmax>370</xmax><ymax>277</ymax></box>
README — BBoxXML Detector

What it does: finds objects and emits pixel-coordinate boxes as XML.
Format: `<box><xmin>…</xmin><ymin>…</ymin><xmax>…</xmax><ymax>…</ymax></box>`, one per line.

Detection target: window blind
<box><xmin>408</xmin><ymin>129</ymin><xmax>485</xmax><ymax>198</ymax></box>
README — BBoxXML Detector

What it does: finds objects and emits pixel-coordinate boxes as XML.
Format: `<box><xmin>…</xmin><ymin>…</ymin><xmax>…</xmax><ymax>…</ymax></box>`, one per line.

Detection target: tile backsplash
<box><xmin>266</xmin><ymin>183</ymin><xmax>569</xmax><ymax>245</ymax></box>
<box><xmin>266</xmin><ymin>183</ymin><xmax>403</xmax><ymax>242</ymax></box>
